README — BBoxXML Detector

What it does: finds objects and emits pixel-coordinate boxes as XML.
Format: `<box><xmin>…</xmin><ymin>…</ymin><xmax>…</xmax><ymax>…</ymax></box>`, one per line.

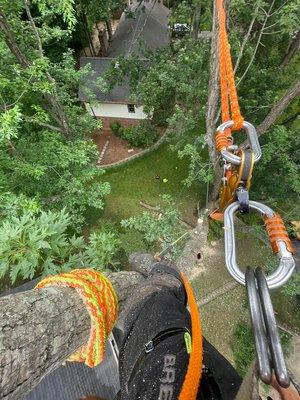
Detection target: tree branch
<box><xmin>233</xmin><ymin>1</ymin><xmax>260</xmax><ymax>74</ymax></box>
<box><xmin>237</xmin><ymin>0</ymin><xmax>276</xmax><ymax>87</ymax></box>
<box><xmin>241</xmin><ymin>78</ymin><xmax>300</xmax><ymax>148</ymax></box>
<box><xmin>0</xmin><ymin>271</ymin><xmax>145</xmax><ymax>400</ymax></box>
<box><xmin>0</xmin><ymin>10</ymin><xmax>29</xmax><ymax>68</ymax></box>
<box><xmin>281</xmin><ymin>30</ymin><xmax>300</xmax><ymax>69</ymax></box>
<box><xmin>23</xmin><ymin>0</ymin><xmax>71</xmax><ymax>138</ymax></box>
<box><xmin>23</xmin><ymin>116</ymin><xmax>64</xmax><ymax>133</ymax></box>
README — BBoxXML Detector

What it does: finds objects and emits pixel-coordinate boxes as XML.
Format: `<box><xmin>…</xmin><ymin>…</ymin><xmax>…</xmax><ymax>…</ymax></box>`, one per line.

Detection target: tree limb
<box><xmin>0</xmin><ymin>11</ymin><xmax>29</xmax><ymax>68</ymax></box>
<box><xmin>0</xmin><ymin>271</ymin><xmax>145</xmax><ymax>400</ymax></box>
<box><xmin>281</xmin><ymin>30</ymin><xmax>300</xmax><ymax>69</ymax></box>
<box><xmin>23</xmin><ymin>116</ymin><xmax>64</xmax><ymax>133</ymax></box>
<box><xmin>241</xmin><ymin>78</ymin><xmax>300</xmax><ymax>148</ymax></box>
<box><xmin>237</xmin><ymin>0</ymin><xmax>276</xmax><ymax>87</ymax></box>
<box><xmin>205</xmin><ymin>1</ymin><xmax>222</xmax><ymax>200</ymax></box>
<box><xmin>23</xmin><ymin>0</ymin><xmax>71</xmax><ymax>138</ymax></box>
<box><xmin>233</xmin><ymin>1</ymin><xmax>260</xmax><ymax>74</ymax></box>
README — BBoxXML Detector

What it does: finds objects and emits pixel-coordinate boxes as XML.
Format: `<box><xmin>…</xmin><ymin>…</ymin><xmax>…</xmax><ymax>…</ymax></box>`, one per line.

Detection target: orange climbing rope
<box><xmin>178</xmin><ymin>273</ymin><xmax>203</xmax><ymax>400</ymax></box>
<box><xmin>211</xmin><ymin>0</ymin><xmax>247</xmax><ymax>220</ymax></box>
<box><xmin>36</xmin><ymin>269</ymin><xmax>118</xmax><ymax>368</ymax></box>
<box><xmin>216</xmin><ymin>0</ymin><xmax>244</xmax><ymax>133</ymax></box>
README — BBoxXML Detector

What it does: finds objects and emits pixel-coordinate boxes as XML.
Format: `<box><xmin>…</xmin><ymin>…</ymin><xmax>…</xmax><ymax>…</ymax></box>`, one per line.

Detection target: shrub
<box><xmin>119</xmin><ymin>120</ymin><xmax>159</xmax><ymax>148</ymax></box>
<box><xmin>84</xmin><ymin>231</ymin><xmax>120</xmax><ymax>271</ymax></box>
<box><xmin>110</xmin><ymin>120</ymin><xmax>122</xmax><ymax>135</ymax></box>
<box><xmin>0</xmin><ymin>208</ymin><xmax>120</xmax><ymax>284</ymax></box>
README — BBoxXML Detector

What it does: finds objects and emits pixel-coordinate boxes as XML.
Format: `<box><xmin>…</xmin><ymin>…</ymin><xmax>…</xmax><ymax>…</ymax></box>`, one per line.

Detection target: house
<box><xmin>78</xmin><ymin>0</ymin><xmax>170</xmax><ymax>132</ymax></box>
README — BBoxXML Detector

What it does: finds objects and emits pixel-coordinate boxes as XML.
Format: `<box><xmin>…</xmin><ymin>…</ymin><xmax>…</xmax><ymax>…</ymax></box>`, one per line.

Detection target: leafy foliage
<box><xmin>110</xmin><ymin>120</ymin><xmax>159</xmax><ymax>148</ymax></box>
<box><xmin>0</xmin><ymin>2</ymin><xmax>110</xmax><ymax>231</ymax></box>
<box><xmin>121</xmin><ymin>194</ymin><xmax>186</xmax><ymax>257</ymax></box>
<box><xmin>117</xmin><ymin>120</ymin><xmax>159</xmax><ymax>148</ymax></box>
<box><xmin>110</xmin><ymin>120</ymin><xmax>122</xmax><ymax>135</ymax></box>
<box><xmin>0</xmin><ymin>207</ymin><xmax>120</xmax><ymax>284</ymax></box>
<box><xmin>83</xmin><ymin>231</ymin><xmax>120</xmax><ymax>271</ymax></box>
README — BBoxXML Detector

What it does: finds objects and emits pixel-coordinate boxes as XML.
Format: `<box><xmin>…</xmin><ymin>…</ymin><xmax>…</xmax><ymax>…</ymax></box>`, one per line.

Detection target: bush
<box><xmin>119</xmin><ymin>120</ymin><xmax>159</xmax><ymax>148</ymax></box>
<box><xmin>110</xmin><ymin>120</ymin><xmax>122</xmax><ymax>135</ymax></box>
<box><xmin>0</xmin><ymin>208</ymin><xmax>121</xmax><ymax>284</ymax></box>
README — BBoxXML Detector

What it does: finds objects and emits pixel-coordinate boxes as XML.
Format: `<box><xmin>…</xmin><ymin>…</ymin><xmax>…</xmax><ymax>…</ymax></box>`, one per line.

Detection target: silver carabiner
<box><xmin>217</xmin><ymin>120</ymin><xmax>262</xmax><ymax>165</ymax></box>
<box><xmin>224</xmin><ymin>201</ymin><xmax>295</xmax><ymax>289</ymax></box>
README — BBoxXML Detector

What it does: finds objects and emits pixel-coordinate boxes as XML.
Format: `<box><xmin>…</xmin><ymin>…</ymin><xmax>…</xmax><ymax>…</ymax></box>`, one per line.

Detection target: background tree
<box><xmin>0</xmin><ymin>0</ymin><xmax>111</xmax><ymax>231</ymax></box>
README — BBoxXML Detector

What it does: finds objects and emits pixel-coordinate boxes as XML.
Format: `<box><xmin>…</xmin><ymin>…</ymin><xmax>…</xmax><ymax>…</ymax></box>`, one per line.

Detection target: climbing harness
<box><xmin>212</xmin><ymin>0</ymin><xmax>296</xmax><ymax>392</ymax></box>
<box><xmin>36</xmin><ymin>269</ymin><xmax>118</xmax><ymax>368</ymax></box>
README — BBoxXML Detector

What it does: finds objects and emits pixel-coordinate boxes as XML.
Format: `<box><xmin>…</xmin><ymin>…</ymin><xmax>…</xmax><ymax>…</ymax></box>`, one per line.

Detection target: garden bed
<box><xmin>93</xmin><ymin>126</ymin><xmax>165</xmax><ymax>166</ymax></box>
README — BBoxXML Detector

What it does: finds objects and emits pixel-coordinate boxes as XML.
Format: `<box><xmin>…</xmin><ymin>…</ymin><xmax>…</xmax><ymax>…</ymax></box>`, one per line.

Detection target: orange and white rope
<box><xmin>36</xmin><ymin>269</ymin><xmax>118</xmax><ymax>368</ymax></box>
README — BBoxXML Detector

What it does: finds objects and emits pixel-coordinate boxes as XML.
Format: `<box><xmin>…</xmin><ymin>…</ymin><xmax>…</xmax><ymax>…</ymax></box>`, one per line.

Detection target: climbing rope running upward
<box><xmin>216</xmin><ymin>0</ymin><xmax>244</xmax><ymax>133</ymax></box>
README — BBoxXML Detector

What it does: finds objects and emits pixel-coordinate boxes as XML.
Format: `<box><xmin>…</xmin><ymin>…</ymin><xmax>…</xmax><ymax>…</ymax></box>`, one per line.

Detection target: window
<box><xmin>127</xmin><ymin>104</ymin><xmax>135</xmax><ymax>113</ymax></box>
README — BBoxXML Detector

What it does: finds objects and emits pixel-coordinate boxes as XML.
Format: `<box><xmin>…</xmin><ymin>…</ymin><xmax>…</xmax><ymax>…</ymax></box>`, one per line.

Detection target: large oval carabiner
<box><xmin>217</xmin><ymin>120</ymin><xmax>262</xmax><ymax>165</ymax></box>
<box><xmin>223</xmin><ymin>201</ymin><xmax>295</xmax><ymax>289</ymax></box>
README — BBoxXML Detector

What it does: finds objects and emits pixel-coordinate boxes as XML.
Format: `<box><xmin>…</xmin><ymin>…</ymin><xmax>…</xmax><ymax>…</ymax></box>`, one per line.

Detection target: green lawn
<box><xmin>101</xmin><ymin>141</ymin><xmax>206</xmax><ymax>225</ymax></box>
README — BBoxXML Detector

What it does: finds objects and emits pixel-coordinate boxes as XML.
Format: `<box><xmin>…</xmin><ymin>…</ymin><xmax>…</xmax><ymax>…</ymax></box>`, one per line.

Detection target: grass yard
<box><xmin>101</xmin><ymin>141</ymin><xmax>206</xmax><ymax>225</ymax></box>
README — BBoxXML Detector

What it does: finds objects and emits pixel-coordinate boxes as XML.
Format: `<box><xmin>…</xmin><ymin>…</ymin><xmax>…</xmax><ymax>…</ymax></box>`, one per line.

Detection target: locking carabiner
<box><xmin>224</xmin><ymin>201</ymin><xmax>295</xmax><ymax>289</ymax></box>
<box><xmin>216</xmin><ymin>120</ymin><xmax>262</xmax><ymax>165</ymax></box>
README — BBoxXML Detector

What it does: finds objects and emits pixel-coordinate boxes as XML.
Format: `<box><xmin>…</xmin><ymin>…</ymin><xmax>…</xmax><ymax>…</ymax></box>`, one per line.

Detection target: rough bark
<box><xmin>205</xmin><ymin>1</ymin><xmax>222</xmax><ymax>201</ymax></box>
<box><xmin>0</xmin><ymin>271</ymin><xmax>144</xmax><ymax>400</ymax></box>
<box><xmin>281</xmin><ymin>30</ymin><xmax>300</xmax><ymax>69</ymax></box>
<box><xmin>241</xmin><ymin>78</ymin><xmax>300</xmax><ymax>149</ymax></box>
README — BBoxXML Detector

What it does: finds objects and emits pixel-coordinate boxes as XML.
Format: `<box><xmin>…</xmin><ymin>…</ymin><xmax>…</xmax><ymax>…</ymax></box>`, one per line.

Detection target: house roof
<box><xmin>79</xmin><ymin>57</ymin><xmax>132</xmax><ymax>103</ymax></box>
<box><xmin>79</xmin><ymin>0</ymin><xmax>170</xmax><ymax>103</ymax></box>
<box><xmin>107</xmin><ymin>0</ymin><xmax>170</xmax><ymax>57</ymax></box>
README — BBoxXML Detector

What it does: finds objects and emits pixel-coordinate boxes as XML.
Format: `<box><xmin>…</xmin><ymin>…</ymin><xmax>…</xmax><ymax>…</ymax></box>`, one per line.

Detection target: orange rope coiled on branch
<box><xmin>216</xmin><ymin>0</ymin><xmax>244</xmax><ymax>133</ymax></box>
<box><xmin>264</xmin><ymin>215</ymin><xmax>295</xmax><ymax>255</ymax></box>
<box><xmin>36</xmin><ymin>269</ymin><xmax>118</xmax><ymax>368</ymax></box>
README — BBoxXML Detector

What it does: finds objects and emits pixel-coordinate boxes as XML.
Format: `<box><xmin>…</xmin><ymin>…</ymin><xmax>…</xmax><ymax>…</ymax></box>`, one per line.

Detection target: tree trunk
<box><xmin>0</xmin><ymin>11</ymin><xmax>29</xmax><ymax>68</ymax></box>
<box><xmin>0</xmin><ymin>6</ymin><xmax>71</xmax><ymax>139</ymax></box>
<box><xmin>281</xmin><ymin>30</ymin><xmax>300</xmax><ymax>69</ymax></box>
<box><xmin>205</xmin><ymin>1</ymin><xmax>222</xmax><ymax>201</ymax></box>
<box><xmin>105</xmin><ymin>18</ymin><xmax>113</xmax><ymax>41</ymax></box>
<box><xmin>241</xmin><ymin>78</ymin><xmax>300</xmax><ymax>148</ymax></box>
<box><xmin>82</xmin><ymin>12</ymin><xmax>96</xmax><ymax>57</ymax></box>
<box><xmin>192</xmin><ymin>1</ymin><xmax>202</xmax><ymax>40</ymax></box>
<box><xmin>0</xmin><ymin>271</ymin><xmax>144</xmax><ymax>400</ymax></box>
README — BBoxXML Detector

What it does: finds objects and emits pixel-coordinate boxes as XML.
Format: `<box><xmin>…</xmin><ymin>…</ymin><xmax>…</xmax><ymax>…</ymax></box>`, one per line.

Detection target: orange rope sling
<box><xmin>36</xmin><ymin>269</ymin><xmax>118</xmax><ymax>368</ymax></box>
